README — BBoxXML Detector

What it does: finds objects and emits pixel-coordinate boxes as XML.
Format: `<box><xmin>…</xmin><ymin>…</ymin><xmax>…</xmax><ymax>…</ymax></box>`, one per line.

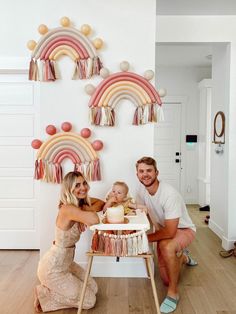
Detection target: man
<box><xmin>135</xmin><ymin>157</ymin><xmax>197</xmax><ymax>314</ymax></box>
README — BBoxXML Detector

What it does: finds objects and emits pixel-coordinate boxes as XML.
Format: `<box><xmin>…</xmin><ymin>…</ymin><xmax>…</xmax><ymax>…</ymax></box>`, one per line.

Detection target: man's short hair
<box><xmin>136</xmin><ymin>156</ymin><xmax>157</xmax><ymax>172</ymax></box>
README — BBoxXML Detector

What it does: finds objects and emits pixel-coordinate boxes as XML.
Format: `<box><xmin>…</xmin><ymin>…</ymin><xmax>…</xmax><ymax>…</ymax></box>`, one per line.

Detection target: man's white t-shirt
<box><xmin>136</xmin><ymin>181</ymin><xmax>196</xmax><ymax>232</ymax></box>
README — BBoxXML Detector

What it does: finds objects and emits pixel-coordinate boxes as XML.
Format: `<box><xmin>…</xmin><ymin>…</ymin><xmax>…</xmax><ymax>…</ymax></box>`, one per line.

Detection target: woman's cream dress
<box><xmin>36</xmin><ymin>223</ymin><xmax>97</xmax><ymax>312</ymax></box>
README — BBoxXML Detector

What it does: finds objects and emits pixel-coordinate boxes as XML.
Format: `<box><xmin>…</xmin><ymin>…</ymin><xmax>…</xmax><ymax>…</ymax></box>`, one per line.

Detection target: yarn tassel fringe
<box><xmin>89</xmin><ymin>107</ymin><xmax>115</xmax><ymax>126</ymax></box>
<box><xmin>34</xmin><ymin>159</ymin><xmax>101</xmax><ymax>184</ymax></box>
<box><xmin>91</xmin><ymin>230</ymin><xmax>149</xmax><ymax>256</ymax></box>
<box><xmin>29</xmin><ymin>56</ymin><xmax>102</xmax><ymax>81</ymax></box>
<box><xmin>132</xmin><ymin>103</ymin><xmax>165</xmax><ymax>125</ymax></box>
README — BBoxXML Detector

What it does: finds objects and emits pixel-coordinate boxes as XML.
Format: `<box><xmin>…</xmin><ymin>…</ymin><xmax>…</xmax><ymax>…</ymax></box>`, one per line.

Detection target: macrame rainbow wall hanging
<box><xmin>27</xmin><ymin>17</ymin><xmax>104</xmax><ymax>81</ymax></box>
<box><xmin>31</xmin><ymin>122</ymin><xmax>104</xmax><ymax>184</ymax></box>
<box><xmin>85</xmin><ymin>61</ymin><xmax>166</xmax><ymax>126</ymax></box>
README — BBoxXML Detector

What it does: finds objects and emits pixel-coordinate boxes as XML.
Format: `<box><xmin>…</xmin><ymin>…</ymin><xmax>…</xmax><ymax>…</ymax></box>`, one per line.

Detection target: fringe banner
<box><xmin>29</xmin><ymin>56</ymin><xmax>102</xmax><ymax>81</ymax></box>
<box><xmin>34</xmin><ymin>158</ymin><xmax>101</xmax><ymax>183</ymax></box>
<box><xmin>133</xmin><ymin>103</ymin><xmax>164</xmax><ymax>125</ymax></box>
<box><xmin>91</xmin><ymin>230</ymin><xmax>149</xmax><ymax>257</ymax></box>
<box><xmin>89</xmin><ymin>107</ymin><xmax>115</xmax><ymax>126</ymax></box>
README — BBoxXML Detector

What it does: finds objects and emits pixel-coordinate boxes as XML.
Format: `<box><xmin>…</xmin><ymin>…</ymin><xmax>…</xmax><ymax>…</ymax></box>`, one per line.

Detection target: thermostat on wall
<box><xmin>186</xmin><ymin>135</ymin><xmax>197</xmax><ymax>143</ymax></box>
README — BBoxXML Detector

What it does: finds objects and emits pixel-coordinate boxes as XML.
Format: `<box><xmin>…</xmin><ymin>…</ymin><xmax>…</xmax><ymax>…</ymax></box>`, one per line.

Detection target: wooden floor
<box><xmin>1</xmin><ymin>205</ymin><xmax>236</xmax><ymax>314</ymax></box>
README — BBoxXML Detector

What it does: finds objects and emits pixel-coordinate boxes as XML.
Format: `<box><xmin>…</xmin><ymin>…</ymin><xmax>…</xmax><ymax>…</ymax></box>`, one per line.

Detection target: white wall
<box><xmin>155</xmin><ymin>66</ymin><xmax>211</xmax><ymax>203</ymax></box>
<box><xmin>0</xmin><ymin>0</ymin><xmax>157</xmax><ymax>276</ymax></box>
<box><xmin>156</xmin><ymin>15</ymin><xmax>236</xmax><ymax>249</ymax></box>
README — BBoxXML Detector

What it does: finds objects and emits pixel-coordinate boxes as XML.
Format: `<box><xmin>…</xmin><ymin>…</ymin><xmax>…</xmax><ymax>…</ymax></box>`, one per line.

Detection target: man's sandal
<box><xmin>183</xmin><ymin>249</ymin><xmax>198</xmax><ymax>266</ymax></box>
<box><xmin>219</xmin><ymin>249</ymin><xmax>234</xmax><ymax>258</ymax></box>
<box><xmin>160</xmin><ymin>296</ymin><xmax>179</xmax><ymax>313</ymax></box>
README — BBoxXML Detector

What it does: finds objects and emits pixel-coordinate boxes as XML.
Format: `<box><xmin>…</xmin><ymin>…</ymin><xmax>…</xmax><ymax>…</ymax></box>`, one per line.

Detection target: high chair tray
<box><xmin>90</xmin><ymin>209</ymin><xmax>150</xmax><ymax>231</ymax></box>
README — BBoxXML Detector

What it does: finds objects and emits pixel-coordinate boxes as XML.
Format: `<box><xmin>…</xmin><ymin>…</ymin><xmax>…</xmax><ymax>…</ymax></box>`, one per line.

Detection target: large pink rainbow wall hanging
<box><xmin>31</xmin><ymin>122</ymin><xmax>103</xmax><ymax>184</ymax></box>
<box><xmin>27</xmin><ymin>17</ymin><xmax>104</xmax><ymax>81</ymax></box>
<box><xmin>84</xmin><ymin>61</ymin><xmax>165</xmax><ymax>126</ymax></box>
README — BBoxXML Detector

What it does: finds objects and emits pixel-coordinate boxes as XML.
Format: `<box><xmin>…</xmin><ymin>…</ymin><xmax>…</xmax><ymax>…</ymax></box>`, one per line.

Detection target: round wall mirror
<box><xmin>213</xmin><ymin>111</ymin><xmax>225</xmax><ymax>144</ymax></box>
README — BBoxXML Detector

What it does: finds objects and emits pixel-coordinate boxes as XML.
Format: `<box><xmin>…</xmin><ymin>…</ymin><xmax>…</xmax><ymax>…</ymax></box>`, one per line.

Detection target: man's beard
<box><xmin>139</xmin><ymin>177</ymin><xmax>156</xmax><ymax>188</ymax></box>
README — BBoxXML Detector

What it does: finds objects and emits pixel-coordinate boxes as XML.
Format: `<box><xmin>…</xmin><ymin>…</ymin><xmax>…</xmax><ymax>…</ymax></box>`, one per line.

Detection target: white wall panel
<box><xmin>0</xmin><ymin>146</ymin><xmax>33</xmax><ymax>167</ymax></box>
<box><xmin>0</xmin><ymin>177</ymin><xmax>34</xmax><ymax>199</ymax></box>
<box><xmin>0</xmin><ymin>208</ymin><xmax>34</xmax><ymax>230</ymax></box>
<box><xmin>0</xmin><ymin>114</ymin><xmax>34</xmax><ymax>136</ymax></box>
<box><xmin>0</xmin><ymin>83</ymin><xmax>33</xmax><ymax>105</ymax></box>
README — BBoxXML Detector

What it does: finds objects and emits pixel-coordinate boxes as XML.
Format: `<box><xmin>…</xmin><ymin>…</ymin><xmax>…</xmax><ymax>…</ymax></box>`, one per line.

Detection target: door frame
<box><xmin>159</xmin><ymin>95</ymin><xmax>187</xmax><ymax>199</ymax></box>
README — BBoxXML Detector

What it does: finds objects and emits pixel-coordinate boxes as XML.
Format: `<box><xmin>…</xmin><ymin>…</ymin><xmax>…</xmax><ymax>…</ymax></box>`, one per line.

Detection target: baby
<box><xmin>103</xmin><ymin>181</ymin><xmax>147</xmax><ymax>215</ymax></box>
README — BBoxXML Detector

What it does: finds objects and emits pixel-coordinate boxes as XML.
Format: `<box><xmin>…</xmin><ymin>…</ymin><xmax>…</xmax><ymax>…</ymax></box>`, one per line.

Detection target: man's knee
<box><xmin>158</xmin><ymin>239</ymin><xmax>176</xmax><ymax>258</ymax></box>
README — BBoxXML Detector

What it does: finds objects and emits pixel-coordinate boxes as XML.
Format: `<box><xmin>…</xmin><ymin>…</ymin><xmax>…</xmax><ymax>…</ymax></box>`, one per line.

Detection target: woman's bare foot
<box><xmin>34</xmin><ymin>287</ymin><xmax>42</xmax><ymax>312</ymax></box>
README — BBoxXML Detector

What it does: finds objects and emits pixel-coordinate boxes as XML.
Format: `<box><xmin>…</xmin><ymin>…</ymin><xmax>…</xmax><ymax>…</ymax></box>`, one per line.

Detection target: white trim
<box><xmin>222</xmin><ymin>236</ymin><xmax>236</xmax><ymax>251</ymax></box>
<box><xmin>0</xmin><ymin>57</ymin><xmax>28</xmax><ymax>73</ymax></box>
<box><xmin>161</xmin><ymin>95</ymin><xmax>187</xmax><ymax>199</ymax></box>
<box><xmin>208</xmin><ymin>219</ymin><xmax>223</xmax><ymax>239</ymax></box>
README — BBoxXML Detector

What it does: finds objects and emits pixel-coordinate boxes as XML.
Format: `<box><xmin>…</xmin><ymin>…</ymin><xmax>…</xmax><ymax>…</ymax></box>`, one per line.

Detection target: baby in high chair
<box><xmin>103</xmin><ymin>181</ymin><xmax>147</xmax><ymax>215</ymax></box>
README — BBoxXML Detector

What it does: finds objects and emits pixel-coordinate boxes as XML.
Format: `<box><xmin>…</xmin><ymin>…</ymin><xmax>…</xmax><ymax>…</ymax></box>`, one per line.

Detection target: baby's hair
<box><xmin>113</xmin><ymin>181</ymin><xmax>129</xmax><ymax>195</ymax></box>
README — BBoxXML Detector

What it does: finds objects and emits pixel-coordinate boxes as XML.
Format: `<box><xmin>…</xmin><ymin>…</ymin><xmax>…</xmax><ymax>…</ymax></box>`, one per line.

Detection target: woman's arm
<box><xmin>82</xmin><ymin>198</ymin><xmax>105</xmax><ymax>212</ymax></box>
<box><xmin>60</xmin><ymin>204</ymin><xmax>100</xmax><ymax>226</ymax></box>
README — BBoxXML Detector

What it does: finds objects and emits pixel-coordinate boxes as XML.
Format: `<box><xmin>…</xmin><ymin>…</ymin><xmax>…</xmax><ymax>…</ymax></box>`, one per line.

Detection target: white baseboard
<box><xmin>222</xmin><ymin>236</ymin><xmax>236</xmax><ymax>250</ymax></box>
<box><xmin>209</xmin><ymin>220</ymin><xmax>236</xmax><ymax>250</ymax></box>
<box><xmin>208</xmin><ymin>219</ymin><xmax>223</xmax><ymax>239</ymax></box>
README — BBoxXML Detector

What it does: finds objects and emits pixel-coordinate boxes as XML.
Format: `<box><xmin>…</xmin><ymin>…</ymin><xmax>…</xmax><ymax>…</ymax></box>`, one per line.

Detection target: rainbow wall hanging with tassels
<box><xmin>85</xmin><ymin>61</ymin><xmax>166</xmax><ymax>126</ymax></box>
<box><xmin>31</xmin><ymin>122</ymin><xmax>104</xmax><ymax>184</ymax></box>
<box><xmin>27</xmin><ymin>17</ymin><xmax>104</xmax><ymax>81</ymax></box>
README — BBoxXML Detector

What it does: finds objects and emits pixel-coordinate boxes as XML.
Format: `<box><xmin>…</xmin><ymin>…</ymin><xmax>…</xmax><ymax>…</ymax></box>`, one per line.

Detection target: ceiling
<box><xmin>156</xmin><ymin>43</ymin><xmax>213</xmax><ymax>67</ymax></box>
<box><xmin>156</xmin><ymin>0</ymin><xmax>236</xmax><ymax>15</ymax></box>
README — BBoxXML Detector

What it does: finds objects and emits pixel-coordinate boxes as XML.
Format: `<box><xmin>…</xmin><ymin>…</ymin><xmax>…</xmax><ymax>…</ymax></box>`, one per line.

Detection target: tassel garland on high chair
<box><xmin>91</xmin><ymin>230</ymin><xmax>149</xmax><ymax>256</ymax></box>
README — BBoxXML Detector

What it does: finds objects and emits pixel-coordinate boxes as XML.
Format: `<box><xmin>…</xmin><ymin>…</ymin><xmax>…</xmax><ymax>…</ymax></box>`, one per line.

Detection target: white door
<box><xmin>0</xmin><ymin>72</ymin><xmax>39</xmax><ymax>249</ymax></box>
<box><xmin>154</xmin><ymin>103</ymin><xmax>182</xmax><ymax>192</ymax></box>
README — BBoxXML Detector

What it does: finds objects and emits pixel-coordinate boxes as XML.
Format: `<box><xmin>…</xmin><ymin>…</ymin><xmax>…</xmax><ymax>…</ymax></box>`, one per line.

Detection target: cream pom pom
<box><xmin>85</xmin><ymin>84</ymin><xmax>95</xmax><ymax>95</ymax></box>
<box><xmin>120</xmin><ymin>61</ymin><xmax>130</xmax><ymax>72</ymax></box>
<box><xmin>81</xmin><ymin>24</ymin><xmax>92</xmax><ymax>36</ymax></box>
<box><xmin>38</xmin><ymin>24</ymin><xmax>48</xmax><ymax>35</ymax></box>
<box><xmin>144</xmin><ymin>70</ymin><xmax>154</xmax><ymax>81</ymax></box>
<box><xmin>100</xmin><ymin>67</ymin><xmax>110</xmax><ymax>79</ymax></box>
<box><xmin>93</xmin><ymin>38</ymin><xmax>103</xmax><ymax>49</ymax></box>
<box><xmin>60</xmin><ymin>17</ymin><xmax>70</xmax><ymax>27</ymax></box>
<box><xmin>158</xmin><ymin>88</ymin><xmax>167</xmax><ymax>97</ymax></box>
<box><xmin>27</xmin><ymin>40</ymin><xmax>37</xmax><ymax>51</ymax></box>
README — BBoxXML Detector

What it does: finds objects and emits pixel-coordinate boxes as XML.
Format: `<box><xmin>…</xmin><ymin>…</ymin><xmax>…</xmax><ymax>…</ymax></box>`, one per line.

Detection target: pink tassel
<box><xmin>93</xmin><ymin>57</ymin><xmax>103</xmax><ymax>75</ymax></box>
<box><xmin>104</xmin><ymin>236</ymin><xmax>110</xmax><ymax>255</ymax></box>
<box><xmin>28</xmin><ymin>59</ymin><xmax>35</xmax><ymax>81</ymax></box>
<box><xmin>92</xmin><ymin>159</ymin><xmax>101</xmax><ymax>181</ymax></box>
<box><xmin>34</xmin><ymin>160</ymin><xmax>40</xmax><ymax>179</ymax></box>
<box><xmin>133</xmin><ymin>107</ymin><xmax>139</xmax><ymax>125</ymax></box>
<box><xmin>91</xmin><ymin>231</ymin><xmax>99</xmax><ymax>252</ymax></box>
<box><xmin>49</xmin><ymin>61</ymin><xmax>56</xmax><ymax>81</ymax></box>
<box><xmin>122</xmin><ymin>237</ymin><xmax>127</xmax><ymax>256</ymax></box>
<box><xmin>98</xmin><ymin>233</ymin><xmax>105</xmax><ymax>252</ymax></box>
<box><xmin>94</xmin><ymin>108</ymin><xmax>102</xmax><ymax>125</ymax></box>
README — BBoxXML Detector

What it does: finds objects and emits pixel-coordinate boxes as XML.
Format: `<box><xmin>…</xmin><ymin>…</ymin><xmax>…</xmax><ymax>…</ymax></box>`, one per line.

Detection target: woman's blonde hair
<box><xmin>60</xmin><ymin>171</ymin><xmax>91</xmax><ymax>207</ymax></box>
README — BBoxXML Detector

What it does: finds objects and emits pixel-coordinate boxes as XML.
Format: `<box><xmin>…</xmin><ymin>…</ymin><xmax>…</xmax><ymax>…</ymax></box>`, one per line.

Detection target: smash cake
<box><xmin>106</xmin><ymin>205</ymin><xmax>124</xmax><ymax>223</ymax></box>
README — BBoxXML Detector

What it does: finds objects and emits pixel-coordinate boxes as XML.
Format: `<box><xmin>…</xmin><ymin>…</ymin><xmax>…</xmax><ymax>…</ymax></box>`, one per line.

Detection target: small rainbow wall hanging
<box><xmin>27</xmin><ymin>17</ymin><xmax>104</xmax><ymax>81</ymax></box>
<box><xmin>31</xmin><ymin>122</ymin><xmax>104</xmax><ymax>184</ymax></box>
<box><xmin>85</xmin><ymin>61</ymin><xmax>166</xmax><ymax>126</ymax></box>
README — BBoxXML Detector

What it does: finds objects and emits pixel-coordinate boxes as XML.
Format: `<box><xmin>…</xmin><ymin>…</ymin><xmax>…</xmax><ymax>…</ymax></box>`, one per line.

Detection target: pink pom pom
<box><xmin>46</xmin><ymin>125</ymin><xmax>57</xmax><ymax>135</ymax></box>
<box><xmin>61</xmin><ymin>122</ymin><xmax>72</xmax><ymax>132</ymax></box>
<box><xmin>31</xmin><ymin>139</ymin><xmax>42</xmax><ymax>149</ymax></box>
<box><xmin>92</xmin><ymin>140</ymin><xmax>103</xmax><ymax>151</ymax></box>
<box><xmin>80</xmin><ymin>128</ymin><xmax>91</xmax><ymax>138</ymax></box>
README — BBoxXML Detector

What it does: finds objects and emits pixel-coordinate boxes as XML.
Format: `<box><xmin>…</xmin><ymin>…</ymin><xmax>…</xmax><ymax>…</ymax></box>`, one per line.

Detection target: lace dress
<box><xmin>35</xmin><ymin>223</ymin><xmax>98</xmax><ymax>312</ymax></box>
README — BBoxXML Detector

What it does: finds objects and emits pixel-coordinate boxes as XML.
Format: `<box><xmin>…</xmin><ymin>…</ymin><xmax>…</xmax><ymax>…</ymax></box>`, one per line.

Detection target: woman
<box><xmin>34</xmin><ymin>171</ymin><xmax>104</xmax><ymax>312</ymax></box>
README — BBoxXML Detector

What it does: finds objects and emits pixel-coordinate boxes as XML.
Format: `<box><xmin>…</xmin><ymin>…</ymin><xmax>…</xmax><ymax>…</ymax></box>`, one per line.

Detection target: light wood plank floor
<box><xmin>1</xmin><ymin>205</ymin><xmax>236</xmax><ymax>314</ymax></box>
